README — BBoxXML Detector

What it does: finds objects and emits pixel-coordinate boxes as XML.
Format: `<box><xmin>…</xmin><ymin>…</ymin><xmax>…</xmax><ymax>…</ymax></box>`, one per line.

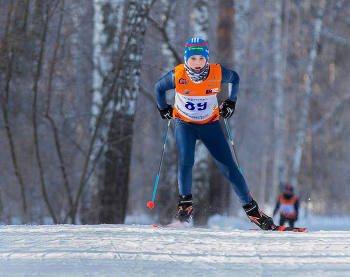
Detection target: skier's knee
<box><xmin>178</xmin><ymin>157</ymin><xmax>194</xmax><ymax>167</ymax></box>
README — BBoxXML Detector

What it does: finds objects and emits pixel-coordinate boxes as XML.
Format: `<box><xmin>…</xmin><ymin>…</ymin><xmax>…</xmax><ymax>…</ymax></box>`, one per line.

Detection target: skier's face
<box><xmin>187</xmin><ymin>55</ymin><xmax>206</xmax><ymax>70</ymax></box>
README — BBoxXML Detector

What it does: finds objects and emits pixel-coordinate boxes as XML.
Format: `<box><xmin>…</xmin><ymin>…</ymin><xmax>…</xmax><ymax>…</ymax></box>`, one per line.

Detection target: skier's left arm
<box><xmin>219</xmin><ymin>67</ymin><xmax>239</xmax><ymax>118</ymax></box>
<box><xmin>221</xmin><ymin>66</ymin><xmax>240</xmax><ymax>102</ymax></box>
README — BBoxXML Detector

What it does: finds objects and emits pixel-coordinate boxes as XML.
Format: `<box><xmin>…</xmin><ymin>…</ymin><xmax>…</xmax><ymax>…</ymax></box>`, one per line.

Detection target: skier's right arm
<box><xmin>155</xmin><ymin>70</ymin><xmax>176</xmax><ymax>110</ymax></box>
<box><xmin>219</xmin><ymin>67</ymin><xmax>239</xmax><ymax>118</ymax></box>
<box><xmin>294</xmin><ymin>199</ymin><xmax>299</xmax><ymax>220</ymax></box>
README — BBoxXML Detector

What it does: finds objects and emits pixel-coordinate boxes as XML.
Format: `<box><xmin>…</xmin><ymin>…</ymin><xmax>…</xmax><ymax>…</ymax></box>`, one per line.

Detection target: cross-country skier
<box><xmin>155</xmin><ymin>38</ymin><xmax>275</xmax><ymax>230</ymax></box>
<box><xmin>273</xmin><ymin>184</ymin><xmax>299</xmax><ymax>228</ymax></box>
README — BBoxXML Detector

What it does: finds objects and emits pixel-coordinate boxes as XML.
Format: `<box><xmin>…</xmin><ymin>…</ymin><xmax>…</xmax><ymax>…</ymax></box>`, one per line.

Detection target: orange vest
<box><xmin>173</xmin><ymin>64</ymin><xmax>222</xmax><ymax>123</ymax></box>
<box><xmin>278</xmin><ymin>194</ymin><xmax>297</xmax><ymax>218</ymax></box>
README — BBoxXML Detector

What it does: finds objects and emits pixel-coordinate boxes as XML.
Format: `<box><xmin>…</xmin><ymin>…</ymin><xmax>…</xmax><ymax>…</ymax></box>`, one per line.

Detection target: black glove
<box><xmin>157</xmin><ymin>104</ymin><xmax>173</xmax><ymax>120</ymax></box>
<box><xmin>219</xmin><ymin>99</ymin><xmax>236</xmax><ymax>118</ymax></box>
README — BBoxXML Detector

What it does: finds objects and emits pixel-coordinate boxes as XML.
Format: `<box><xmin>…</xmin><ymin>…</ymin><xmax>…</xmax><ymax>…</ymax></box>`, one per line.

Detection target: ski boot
<box><xmin>243</xmin><ymin>199</ymin><xmax>275</xmax><ymax>230</ymax></box>
<box><xmin>175</xmin><ymin>194</ymin><xmax>193</xmax><ymax>223</ymax></box>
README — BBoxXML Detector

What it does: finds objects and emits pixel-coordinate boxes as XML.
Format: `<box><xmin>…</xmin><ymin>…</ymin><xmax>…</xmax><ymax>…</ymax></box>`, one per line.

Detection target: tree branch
<box><xmin>310</xmin><ymin>92</ymin><xmax>350</xmax><ymax>133</ymax></box>
<box><xmin>1</xmin><ymin>49</ymin><xmax>28</xmax><ymax>217</ymax></box>
<box><xmin>148</xmin><ymin>1</ymin><xmax>182</xmax><ymax>64</ymax></box>
<box><xmin>32</xmin><ymin>3</ymin><xmax>58</xmax><ymax>224</ymax></box>
<box><xmin>322</xmin><ymin>28</ymin><xmax>350</xmax><ymax>48</ymax></box>
<box><xmin>44</xmin><ymin>0</ymin><xmax>75</xmax><ymax>223</ymax></box>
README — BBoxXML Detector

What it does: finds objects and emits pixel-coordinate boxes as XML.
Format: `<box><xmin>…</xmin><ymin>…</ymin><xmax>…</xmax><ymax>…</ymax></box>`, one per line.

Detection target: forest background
<box><xmin>0</xmin><ymin>0</ymin><xmax>349</xmax><ymax>226</ymax></box>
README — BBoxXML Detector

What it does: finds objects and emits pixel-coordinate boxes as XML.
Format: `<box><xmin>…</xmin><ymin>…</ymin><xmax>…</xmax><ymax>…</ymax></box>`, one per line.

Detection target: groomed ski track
<box><xmin>0</xmin><ymin>224</ymin><xmax>349</xmax><ymax>277</ymax></box>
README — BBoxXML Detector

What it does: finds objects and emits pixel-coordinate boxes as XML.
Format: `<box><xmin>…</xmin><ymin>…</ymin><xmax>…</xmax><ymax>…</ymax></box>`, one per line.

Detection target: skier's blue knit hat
<box><xmin>184</xmin><ymin>38</ymin><xmax>209</xmax><ymax>63</ymax></box>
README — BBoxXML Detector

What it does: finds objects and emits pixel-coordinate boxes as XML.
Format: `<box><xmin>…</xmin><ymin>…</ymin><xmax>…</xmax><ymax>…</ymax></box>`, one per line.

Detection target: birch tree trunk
<box><xmin>233</xmin><ymin>0</ymin><xmax>250</xmax><ymax>81</ymax></box>
<box><xmin>271</xmin><ymin>0</ymin><xmax>287</xmax><ymax>205</ymax></box>
<box><xmin>82</xmin><ymin>0</ymin><xmax>125</xmax><ymax>223</ymax></box>
<box><xmin>92</xmin><ymin>0</ymin><xmax>124</xmax><ymax>132</ymax></box>
<box><xmin>231</xmin><ymin>0</ymin><xmax>250</xmax><ymax>211</ymax></box>
<box><xmin>98</xmin><ymin>0</ymin><xmax>152</xmax><ymax>224</ymax></box>
<box><xmin>254</xmin><ymin>4</ymin><xmax>274</xmax><ymax>206</ymax></box>
<box><xmin>290</xmin><ymin>0</ymin><xmax>326</xmax><ymax>192</ymax></box>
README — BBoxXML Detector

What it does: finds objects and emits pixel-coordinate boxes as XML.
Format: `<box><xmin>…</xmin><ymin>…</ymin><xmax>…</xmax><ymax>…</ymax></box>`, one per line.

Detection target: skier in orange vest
<box><xmin>155</xmin><ymin>38</ymin><xmax>275</xmax><ymax>230</ymax></box>
<box><xmin>273</xmin><ymin>184</ymin><xmax>299</xmax><ymax>227</ymax></box>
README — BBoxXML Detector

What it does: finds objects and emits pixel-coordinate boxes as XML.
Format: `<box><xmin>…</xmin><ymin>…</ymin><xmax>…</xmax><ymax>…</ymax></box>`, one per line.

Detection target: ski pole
<box><xmin>224</xmin><ymin>118</ymin><xmax>242</xmax><ymax>173</ymax></box>
<box><xmin>147</xmin><ymin>120</ymin><xmax>171</xmax><ymax>209</ymax></box>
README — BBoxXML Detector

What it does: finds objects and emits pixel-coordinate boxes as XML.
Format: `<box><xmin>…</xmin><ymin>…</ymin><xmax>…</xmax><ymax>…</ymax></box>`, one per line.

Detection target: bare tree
<box><xmin>1</xmin><ymin>0</ymin><xmax>94</xmax><ymax>224</ymax></box>
<box><xmin>209</xmin><ymin>0</ymin><xmax>234</xmax><ymax>216</ymax></box>
<box><xmin>98</xmin><ymin>0</ymin><xmax>155</xmax><ymax>224</ymax></box>
<box><xmin>233</xmin><ymin>0</ymin><xmax>250</xmax><ymax>81</ymax></box>
<box><xmin>0</xmin><ymin>0</ymin><xmax>29</xmax><ymax>221</ymax></box>
<box><xmin>44</xmin><ymin>0</ymin><xmax>76</xmax><ymax>223</ymax></box>
<box><xmin>271</xmin><ymin>0</ymin><xmax>287</xmax><ymax>205</ymax></box>
<box><xmin>82</xmin><ymin>0</ymin><xmax>126</xmax><ymax>224</ymax></box>
<box><xmin>290</xmin><ymin>0</ymin><xmax>326</xmax><ymax>191</ymax></box>
<box><xmin>32</xmin><ymin>0</ymin><xmax>60</xmax><ymax>224</ymax></box>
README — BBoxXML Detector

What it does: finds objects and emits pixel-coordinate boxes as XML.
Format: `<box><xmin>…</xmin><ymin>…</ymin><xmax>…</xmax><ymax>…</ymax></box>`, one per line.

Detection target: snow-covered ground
<box><xmin>1</xmin><ymin>213</ymin><xmax>350</xmax><ymax>277</ymax></box>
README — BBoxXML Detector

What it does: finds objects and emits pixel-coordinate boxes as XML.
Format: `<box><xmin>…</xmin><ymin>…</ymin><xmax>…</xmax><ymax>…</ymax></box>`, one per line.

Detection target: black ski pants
<box><xmin>279</xmin><ymin>216</ymin><xmax>297</xmax><ymax>228</ymax></box>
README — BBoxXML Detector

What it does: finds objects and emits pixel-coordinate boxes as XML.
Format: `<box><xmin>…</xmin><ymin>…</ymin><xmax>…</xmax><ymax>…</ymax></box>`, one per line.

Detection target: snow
<box><xmin>1</xmin><ymin>214</ymin><xmax>350</xmax><ymax>276</ymax></box>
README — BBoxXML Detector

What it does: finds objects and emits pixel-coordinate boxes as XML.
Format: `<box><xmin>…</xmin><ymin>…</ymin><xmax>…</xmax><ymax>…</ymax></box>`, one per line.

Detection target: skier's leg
<box><xmin>289</xmin><ymin>218</ymin><xmax>296</xmax><ymax>228</ymax></box>
<box><xmin>173</xmin><ymin>119</ymin><xmax>198</xmax><ymax>222</ymax></box>
<box><xmin>200</xmin><ymin>121</ymin><xmax>274</xmax><ymax>230</ymax></box>
<box><xmin>173</xmin><ymin>119</ymin><xmax>198</xmax><ymax>195</ymax></box>
<box><xmin>280</xmin><ymin>216</ymin><xmax>287</xmax><ymax>226</ymax></box>
<box><xmin>199</xmin><ymin>121</ymin><xmax>251</xmax><ymax>204</ymax></box>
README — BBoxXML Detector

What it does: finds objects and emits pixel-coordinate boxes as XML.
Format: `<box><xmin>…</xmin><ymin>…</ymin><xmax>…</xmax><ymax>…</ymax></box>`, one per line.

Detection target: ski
<box><xmin>251</xmin><ymin>226</ymin><xmax>308</xmax><ymax>232</ymax></box>
<box><xmin>153</xmin><ymin>222</ymin><xmax>307</xmax><ymax>232</ymax></box>
<box><xmin>153</xmin><ymin>221</ymin><xmax>191</xmax><ymax>228</ymax></box>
